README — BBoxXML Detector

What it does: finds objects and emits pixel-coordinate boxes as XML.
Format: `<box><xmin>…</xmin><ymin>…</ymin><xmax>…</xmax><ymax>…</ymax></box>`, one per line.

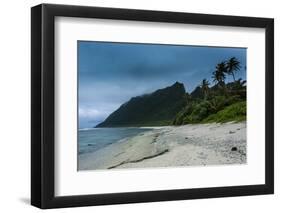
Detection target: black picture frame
<box><xmin>31</xmin><ymin>3</ymin><xmax>274</xmax><ymax>209</ymax></box>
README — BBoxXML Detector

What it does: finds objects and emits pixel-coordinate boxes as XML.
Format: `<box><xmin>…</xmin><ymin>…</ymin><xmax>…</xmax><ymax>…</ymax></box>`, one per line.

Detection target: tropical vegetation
<box><xmin>172</xmin><ymin>57</ymin><xmax>246</xmax><ymax>125</ymax></box>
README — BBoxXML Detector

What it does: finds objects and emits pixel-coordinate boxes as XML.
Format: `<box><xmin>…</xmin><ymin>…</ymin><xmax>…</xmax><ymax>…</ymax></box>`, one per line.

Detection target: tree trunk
<box><xmin>232</xmin><ymin>72</ymin><xmax>236</xmax><ymax>81</ymax></box>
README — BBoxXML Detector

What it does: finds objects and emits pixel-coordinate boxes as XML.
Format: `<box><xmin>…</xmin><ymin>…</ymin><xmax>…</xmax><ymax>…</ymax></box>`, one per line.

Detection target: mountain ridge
<box><xmin>96</xmin><ymin>82</ymin><xmax>187</xmax><ymax>127</ymax></box>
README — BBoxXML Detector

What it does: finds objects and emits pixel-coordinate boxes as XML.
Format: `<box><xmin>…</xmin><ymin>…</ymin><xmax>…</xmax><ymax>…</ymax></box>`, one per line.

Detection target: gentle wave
<box><xmin>79</xmin><ymin>128</ymin><xmax>95</xmax><ymax>131</ymax></box>
<box><xmin>78</xmin><ymin>127</ymin><xmax>152</xmax><ymax>155</ymax></box>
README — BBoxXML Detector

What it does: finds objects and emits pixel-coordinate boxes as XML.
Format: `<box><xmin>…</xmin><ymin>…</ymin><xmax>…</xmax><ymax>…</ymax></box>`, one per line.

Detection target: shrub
<box><xmin>203</xmin><ymin>101</ymin><xmax>246</xmax><ymax>123</ymax></box>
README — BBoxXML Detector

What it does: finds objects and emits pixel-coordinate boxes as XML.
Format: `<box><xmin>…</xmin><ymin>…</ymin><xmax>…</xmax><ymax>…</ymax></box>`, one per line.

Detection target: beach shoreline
<box><xmin>78</xmin><ymin>122</ymin><xmax>246</xmax><ymax>170</ymax></box>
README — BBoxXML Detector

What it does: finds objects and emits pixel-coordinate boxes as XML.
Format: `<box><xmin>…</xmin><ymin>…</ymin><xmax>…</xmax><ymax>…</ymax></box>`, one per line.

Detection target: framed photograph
<box><xmin>31</xmin><ymin>4</ymin><xmax>274</xmax><ymax>209</ymax></box>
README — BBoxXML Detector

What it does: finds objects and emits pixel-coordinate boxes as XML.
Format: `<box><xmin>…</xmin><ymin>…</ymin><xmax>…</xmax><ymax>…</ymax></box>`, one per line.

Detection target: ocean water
<box><xmin>78</xmin><ymin>127</ymin><xmax>152</xmax><ymax>155</ymax></box>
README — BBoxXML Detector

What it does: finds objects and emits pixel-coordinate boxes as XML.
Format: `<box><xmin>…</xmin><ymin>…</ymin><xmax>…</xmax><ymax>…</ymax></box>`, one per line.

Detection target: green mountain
<box><xmin>190</xmin><ymin>86</ymin><xmax>204</xmax><ymax>99</ymax></box>
<box><xmin>96</xmin><ymin>82</ymin><xmax>187</xmax><ymax>127</ymax></box>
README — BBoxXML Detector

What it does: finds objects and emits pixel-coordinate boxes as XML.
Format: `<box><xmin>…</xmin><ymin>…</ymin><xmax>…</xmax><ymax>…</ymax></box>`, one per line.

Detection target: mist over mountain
<box><xmin>96</xmin><ymin>82</ymin><xmax>187</xmax><ymax>127</ymax></box>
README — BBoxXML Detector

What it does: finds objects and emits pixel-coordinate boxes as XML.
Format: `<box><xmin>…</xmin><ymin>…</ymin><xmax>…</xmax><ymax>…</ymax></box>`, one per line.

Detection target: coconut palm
<box><xmin>212</xmin><ymin>62</ymin><xmax>227</xmax><ymax>87</ymax></box>
<box><xmin>226</xmin><ymin>57</ymin><xmax>241</xmax><ymax>81</ymax></box>
<box><xmin>200</xmin><ymin>78</ymin><xmax>210</xmax><ymax>100</ymax></box>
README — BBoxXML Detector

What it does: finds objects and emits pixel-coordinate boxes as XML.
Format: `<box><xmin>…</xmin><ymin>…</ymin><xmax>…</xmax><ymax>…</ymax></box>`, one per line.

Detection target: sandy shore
<box><xmin>78</xmin><ymin>122</ymin><xmax>246</xmax><ymax>170</ymax></box>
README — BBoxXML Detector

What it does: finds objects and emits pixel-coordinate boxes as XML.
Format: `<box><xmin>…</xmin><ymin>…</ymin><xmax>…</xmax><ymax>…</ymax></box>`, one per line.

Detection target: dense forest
<box><xmin>96</xmin><ymin>57</ymin><xmax>246</xmax><ymax>127</ymax></box>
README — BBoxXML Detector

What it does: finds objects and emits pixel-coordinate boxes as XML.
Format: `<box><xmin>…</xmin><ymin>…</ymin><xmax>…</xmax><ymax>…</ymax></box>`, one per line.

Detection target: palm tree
<box><xmin>200</xmin><ymin>79</ymin><xmax>210</xmax><ymax>100</ymax></box>
<box><xmin>212</xmin><ymin>62</ymin><xmax>227</xmax><ymax>87</ymax></box>
<box><xmin>226</xmin><ymin>57</ymin><xmax>241</xmax><ymax>81</ymax></box>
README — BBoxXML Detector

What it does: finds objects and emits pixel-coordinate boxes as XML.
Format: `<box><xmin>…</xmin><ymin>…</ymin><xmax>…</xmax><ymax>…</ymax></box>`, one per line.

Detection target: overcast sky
<box><xmin>78</xmin><ymin>41</ymin><xmax>246</xmax><ymax>128</ymax></box>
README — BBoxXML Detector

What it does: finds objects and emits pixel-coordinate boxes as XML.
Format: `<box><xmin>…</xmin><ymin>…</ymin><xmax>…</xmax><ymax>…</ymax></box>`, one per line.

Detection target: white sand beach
<box><xmin>78</xmin><ymin>122</ymin><xmax>246</xmax><ymax>170</ymax></box>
